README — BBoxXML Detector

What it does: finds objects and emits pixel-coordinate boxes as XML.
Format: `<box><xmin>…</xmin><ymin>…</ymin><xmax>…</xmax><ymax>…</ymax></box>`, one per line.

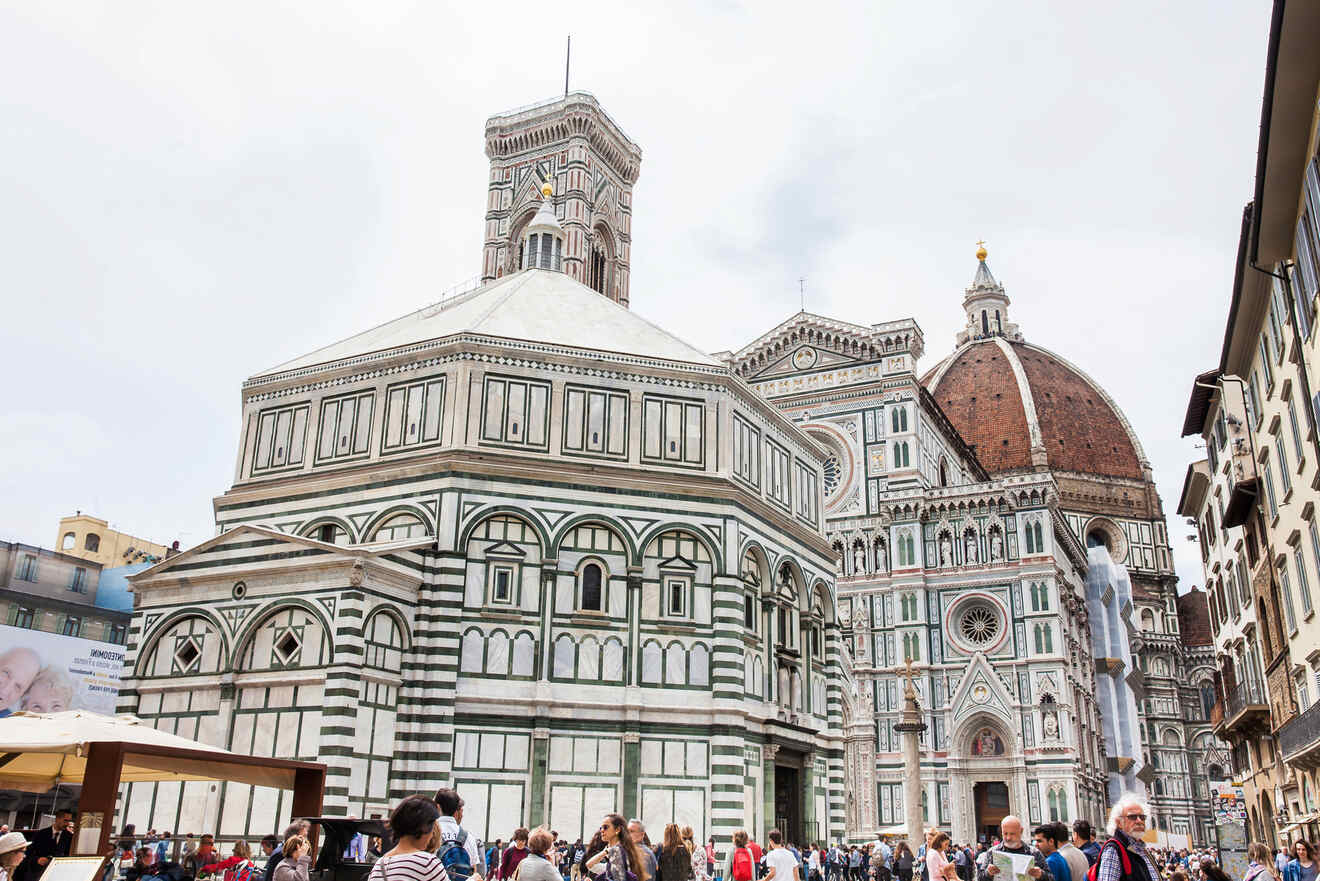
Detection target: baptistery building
<box><xmin>117</xmin><ymin>89</ymin><xmax>1205</xmax><ymax>848</ymax></box>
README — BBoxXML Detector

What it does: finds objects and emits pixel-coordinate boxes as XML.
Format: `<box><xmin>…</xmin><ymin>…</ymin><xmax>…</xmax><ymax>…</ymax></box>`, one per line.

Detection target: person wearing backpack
<box><xmin>725</xmin><ymin>831</ymin><xmax>757</xmax><ymax>881</ymax></box>
<box><xmin>435</xmin><ymin>788</ymin><xmax>482</xmax><ymax>881</ymax></box>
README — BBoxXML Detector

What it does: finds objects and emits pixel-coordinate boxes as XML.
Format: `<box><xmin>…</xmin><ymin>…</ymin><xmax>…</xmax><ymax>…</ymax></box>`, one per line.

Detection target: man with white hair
<box><xmin>1097</xmin><ymin>795</ymin><xmax>1160</xmax><ymax>881</ymax></box>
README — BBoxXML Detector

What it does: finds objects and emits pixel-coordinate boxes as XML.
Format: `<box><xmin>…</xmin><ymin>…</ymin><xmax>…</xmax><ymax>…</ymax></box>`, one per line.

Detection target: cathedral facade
<box><xmin>118</xmin><ymin>90</ymin><xmax>1208</xmax><ymax>847</ymax></box>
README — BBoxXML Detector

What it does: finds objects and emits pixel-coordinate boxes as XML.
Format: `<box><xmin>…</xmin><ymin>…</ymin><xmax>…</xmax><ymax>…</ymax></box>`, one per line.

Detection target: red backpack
<box><xmin>733</xmin><ymin>847</ymin><xmax>755</xmax><ymax>881</ymax></box>
<box><xmin>1086</xmin><ymin>841</ymin><xmax>1131</xmax><ymax>881</ymax></box>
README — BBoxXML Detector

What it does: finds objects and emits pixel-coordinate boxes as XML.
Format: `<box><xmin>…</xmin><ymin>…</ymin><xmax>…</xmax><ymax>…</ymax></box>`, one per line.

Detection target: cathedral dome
<box><xmin>922</xmin><ymin>337</ymin><xmax>1148</xmax><ymax>481</ymax></box>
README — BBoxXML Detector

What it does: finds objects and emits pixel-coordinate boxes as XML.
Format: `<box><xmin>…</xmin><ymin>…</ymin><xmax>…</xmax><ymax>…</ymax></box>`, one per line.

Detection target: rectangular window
<box><xmin>1277</xmin><ymin>435</ymin><xmax>1293</xmax><ymax>495</ymax></box>
<box><xmin>666</xmin><ymin>578</ymin><xmax>688</xmax><ymax>617</ymax></box>
<box><xmin>1295</xmin><ymin>548</ymin><xmax>1313</xmax><ymax>617</ymax></box>
<box><xmin>793</xmin><ymin>459</ymin><xmax>819</xmax><ymax>525</ymax></box>
<box><xmin>62</xmin><ymin>616</ymin><xmax>81</xmax><ymax>637</ymax></box>
<box><xmin>766</xmin><ymin>440</ymin><xmax>791</xmax><ymax>508</ymax></box>
<box><xmin>1279</xmin><ymin>564</ymin><xmax>1298</xmax><ymax>633</ymax></box>
<box><xmin>12</xmin><ymin>607</ymin><xmax>35</xmax><ymax>629</ymax></box>
<box><xmin>251</xmin><ymin>402</ymin><xmax>310</xmax><ymax>474</ymax></box>
<box><xmin>480</xmin><ymin>375</ymin><xmax>550</xmax><ymax>451</ymax></box>
<box><xmin>1267</xmin><ymin>295</ymin><xmax>1285</xmax><ymax>364</ymax></box>
<box><xmin>732</xmin><ymin>414</ymin><xmax>761</xmax><ymax>488</ymax></box>
<box><xmin>109</xmin><ymin>623</ymin><xmax>127</xmax><ymax>644</ymax></box>
<box><xmin>562</xmin><ymin>385</ymin><xmax>629</xmax><ymax>459</ymax></box>
<box><xmin>17</xmin><ymin>554</ymin><xmax>38</xmax><ymax>582</ymax></box>
<box><xmin>744</xmin><ymin>595</ymin><xmax>756</xmax><ymax>630</ymax></box>
<box><xmin>1260</xmin><ymin>337</ymin><xmax>1274</xmax><ymax>390</ymax></box>
<box><xmin>1262</xmin><ymin>454</ymin><xmax>1278</xmax><ymax>519</ymax></box>
<box><xmin>641</xmin><ymin>395</ymin><xmax>705</xmax><ymax>467</ymax></box>
<box><xmin>1289</xmin><ymin>398</ymin><xmax>1305</xmax><ymax>462</ymax></box>
<box><xmin>316</xmin><ymin>390</ymin><xmax>375</xmax><ymax>462</ymax></box>
<box><xmin>384</xmin><ymin>375</ymin><xmax>446</xmax><ymax>452</ymax></box>
<box><xmin>1248</xmin><ymin>373</ymin><xmax>1262</xmax><ymax>427</ymax></box>
<box><xmin>491</xmin><ymin>564</ymin><xmax>515</xmax><ymax>604</ymax></box>
<box><xmin>69</xmin><ymin>567</ymin><xmax>87</xmax><ymax>593</ymax></box>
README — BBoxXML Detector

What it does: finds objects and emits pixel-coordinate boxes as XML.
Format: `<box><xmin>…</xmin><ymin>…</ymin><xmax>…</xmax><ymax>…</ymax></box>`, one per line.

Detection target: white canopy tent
<box><xmin>0</xmin><ymin>711</ymin><xmax>325</xmax><ymax>855</ymax></box>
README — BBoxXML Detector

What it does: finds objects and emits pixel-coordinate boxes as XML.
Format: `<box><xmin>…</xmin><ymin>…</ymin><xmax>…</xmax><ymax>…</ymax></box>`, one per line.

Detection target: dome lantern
<box><xmin>957</xmin><ymin>242</ymin><xmax>1022</xmax><ymax>345</ymax></box>
<box><xmin>521</xmin><ymin>179</ymin><xmax>565</xmax><ymax>272</ymax></box>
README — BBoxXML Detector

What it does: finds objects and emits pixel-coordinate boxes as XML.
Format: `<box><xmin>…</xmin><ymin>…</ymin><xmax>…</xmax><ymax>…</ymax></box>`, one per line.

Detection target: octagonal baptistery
<box><xmin>121</xmin><ymin>266</ymin><xmax>851</xmax><ymax>846</ymax></box>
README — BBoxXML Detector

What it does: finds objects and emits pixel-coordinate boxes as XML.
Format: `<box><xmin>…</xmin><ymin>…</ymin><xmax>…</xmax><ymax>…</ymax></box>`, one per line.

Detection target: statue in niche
<box><xmin>970</xmin><ymin>727</ymin><xmax>1006</xmax><ymax>757</ymax></box>
<box><xmin>875</xmin><ymin>541</ymin><xmax>888</xmax><ymax>572</ymax></box>
<box><xmin>854</xmin><ymin>544</ymin><xmax>867</xmax><ymax>575</ymax></box>
<box><xmin>965</xmin><ymin>532</ymin><xmax>978</xmax><ymax>563</ymax></box>
<box><xmin>1043</xmin><ymin>711</ymin><xmax>1059</xmax><ymax>740</ymax></box>
<box><xmin>990</xmin><ymin>531</ymin><xmax>1004</xmax><ymax>561</ymax></box>
<box><xmin>834</xmin><ymin>548</ymin><xmax>844</xmax><ymax>575</ymax></box>
<box><xmin>939</xmin><ymin>533</ymin><xmax>952</xmax><ymax>566</ymax></box>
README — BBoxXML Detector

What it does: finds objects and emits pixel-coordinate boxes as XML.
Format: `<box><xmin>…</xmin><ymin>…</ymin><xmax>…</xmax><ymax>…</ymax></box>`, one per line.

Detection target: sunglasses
<box><xmin>1124</xmin><ymin>814</ymin><xmax>1148</xmax><ymax>821</ymax></box>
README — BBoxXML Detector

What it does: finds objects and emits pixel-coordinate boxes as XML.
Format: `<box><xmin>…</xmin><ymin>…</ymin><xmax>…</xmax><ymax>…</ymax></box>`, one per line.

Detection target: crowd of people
<box><xmin>0</xmin><ymin>792</ymin><xmax>1316</xmax><ymax>881</ymax></box>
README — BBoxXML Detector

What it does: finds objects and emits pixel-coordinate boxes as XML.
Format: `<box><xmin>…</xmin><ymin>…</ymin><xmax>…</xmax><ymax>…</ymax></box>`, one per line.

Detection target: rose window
<box><xmin>959</xmin><ymin>605</ymin><xmax>1000</xmax><ymax>647</ymax></box>
<box><xmin>822</xmin><ymin>455</ymin><xmax>841</xmax><ymax>497</ymax></box>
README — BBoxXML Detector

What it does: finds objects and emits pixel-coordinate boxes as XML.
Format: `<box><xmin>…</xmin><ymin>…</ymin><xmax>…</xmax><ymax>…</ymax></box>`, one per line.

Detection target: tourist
<box><xmin>657</xmin><ymin>824</ymin><xmax>693</xmax><ymax>881</ymax></box>
<box><xmin>682</xmin><ymin>827</ymin><xmax>707</xmax><ymax>881</ymax></box>
<box><xmin>1094</xmin><ymin>796</ymin><xmax>1159</xmax><ymax>881</ymax></box>
<box><xmin>1245</xmin><ymin>844</ymin><xmax>1279</xmax><ymax>881</ymax></box>
<box><xmin>266</xmin><ymin>826</ymin><xmax>301</xmax><ymax>881</ymax></box>
<box><xmin>1071</xmin><ymin>825</ymin><xmax>1100</xmax><ymax>869</ymax></box>
<box><xmin>487</xmin><ymin>842</ymin><xmax>505</xmax><ymax>879</ymax></box>
<box><xmin>158</xmin><ymin>834</ymin><xmax>172</xmax><ymax>865</ymax></box>
<box><xmin>979</xmin><ymin>817</ymin><xmax>1050</xmax><ymax>881</ymax></box>
<box><xmin>435</xmin><ymin>788</ymin><xmax>481</xmax><ymax>881</ymax></box>
<box><xmin>368</xmin><ymin>796</ymin><xmax>448</xmax><ymax>881</ymax></box>
<box><xmin>1283</xmin><ymin>841</ymin><xmax>1317</xmax><ymax>881</ymax></box>
<box><xmin>764</xmin><ymin>831</ymin><xmax>799</xmax><ymax>881</ymax></box>
<box><xmin>723</xmin><ymin>831</ymin><xmax>757</xmax><ymax>881</ymax></box>
<box><xmin>499</xmin><ymin>830</ymin><xmax>531</xmax><ymax>881</ymax></box>
<box><xmin>808</xmin><ymin>846</ymin><xmax>822</xmax><ymax>881</ymax></box>
<box><xmin>628</xmin><ymin>822</ymin><xmax>659</xmax><ymax>881</ymax></box>
<box><xmin>273</xmin><ymin>837</ymin><xmax>312</xmax><ymax>881</ymax></box>
<box><xmin>1</xmin><ymin>833</ymin><xmax>31</xmax><ymax>881</ymax></box>
<box><xmin>852</xmin><ymin>848</ymin><xmax>865</xmax><ymax>881</ymax></box>
<box><xmin>513</xmin><ymin>829</ymin><xmax>560</xmax><ymax>881</ymax></box>
<box><xmin>1199</xmin><ymin>859</ymin><xmax>1233</xmax><ymax>881</ymax></box>
<box><xmin>584</xmin><ymin>814</ymin><xmax>650</xmax><ymax>881</ymax></box>
<box><xmin>1052</xmin><ymin>828</ymin><xmax>1088</xmax><ymax>881</ymax></box>
<box><xmin>895</xmin><ymin>844</ymin><xmax>914</xmax><ymax>881</ymax></box>
<box><xmin>203</xmin><ymin>841</ymin><xmax>258</xmax><ymax>881</ymax></box>
<box><xmin>925</xmin><ymin>833</ymin><xmax>956</xmax><ymax>881</ymax></box>
<box><xmin>1031</xmin><ymin>825</ymin><xmax>1071</xmax><ymax>881</ymax></box>
<box><xmin>1278</xmin><ymin>845</ymin><xmax>1292</xmax><ymax>880</ymax></box>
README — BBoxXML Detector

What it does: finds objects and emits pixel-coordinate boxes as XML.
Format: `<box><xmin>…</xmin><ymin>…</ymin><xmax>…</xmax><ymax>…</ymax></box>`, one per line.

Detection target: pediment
<box><xmin>484</xmin><ymin>540</ymin><xmax>527</xmax><ymax>558</ymax></box>
<box><xmin>749</xmin><ymin>345</ymin><xmax>868</xmax><ymax>381</ymax></box>
<box><xmin>730</xmin><ymin>312</ymin><xmax>882</xmax><ymax>375</ymax></box>
<box><xmin>658</xmin><ymin>555</ymin><xmax>698</xmax><ymax>572</ymax></box>
<box><xmin>948</xmin><ymin>652</ymin><xmax>1015</xmax><ymax>725</ymax></box>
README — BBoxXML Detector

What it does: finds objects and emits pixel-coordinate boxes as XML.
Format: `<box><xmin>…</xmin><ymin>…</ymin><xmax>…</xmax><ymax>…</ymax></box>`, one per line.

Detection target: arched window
<box><xmin>1141</xmin><ymin>609</ymin><xmax>1156</xmax><ymax>631</ymax></box>
<box><xmin>61</xmin><ymin>532</ymin><xmax>75</xmax><ymax>551</ymax></box>
<box><xmin>939</xmin><ymin>458</ymin><xmax>949</xmax><ymax>487</ymax></box>
<box><xmin>1199</xmin><ymin>681</ymin><xmax>1217</xmax><ymax>720</ymax></box>
<box><xmin>1025</xmin><ymin>521</ymin><xmax>1037</xmax><ymax>554</ymax></box>
<box><xmin>1034</xmin><ymin>623</ymin><xmax>1053</xmax><ymax>654</ymax></box>
<box><xmin>981</xmin><ymin>310</ymin><xmax>989</xmax><ymax>336</ymax></box>
<box><xmin>581</xmin><ymin>563</ymin><xmax>603</xmax><ymax>611</ymax></box>
<box><xmin>690</xmin><ymin>643</ymin><xmax>710</xmax><ymax>687</ymax></box>
<box><xmin>372</xmin><ymin>512</ymin><xmax>427</xmax><ymax>541</ymax></box>
<box><xmin>1032</xmin><ymin>522</ymin><xmax>1043</xmax><ymax>551</ymax></box>
<box><xmin>995</xmin><ymin>310</ymin><xmax>1002</xmax><ymax>332</ymax></box>
<box><xmin>554</xmin><ymin>634</ymin><xmax>576</xmax><ymax>679</ymax></box>
<box><xmin>84</xmin><ymin>533</ymin><xmax>100</xmax><ymax>552</ymax></box>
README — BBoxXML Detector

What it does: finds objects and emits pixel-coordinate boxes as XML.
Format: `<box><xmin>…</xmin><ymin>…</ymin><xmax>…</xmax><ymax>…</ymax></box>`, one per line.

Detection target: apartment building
<box><xmin>1178</xmin><ymin>0</ymin><xmax>1320</xmax><ymax>846</ymax></box>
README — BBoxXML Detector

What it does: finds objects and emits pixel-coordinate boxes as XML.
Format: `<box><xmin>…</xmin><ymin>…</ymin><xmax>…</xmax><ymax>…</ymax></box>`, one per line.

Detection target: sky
<box><xmin>0</xmin><ymin>1</ymin><xmax>1270</xmax><ymax>594</ymax></box>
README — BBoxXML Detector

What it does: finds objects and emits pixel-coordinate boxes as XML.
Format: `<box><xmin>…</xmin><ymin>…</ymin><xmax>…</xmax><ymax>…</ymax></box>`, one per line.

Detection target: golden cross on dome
<box><xmin>976</xmin><ymin>240</ymin><xmax>988</xmax><ymax>261</ymax></box>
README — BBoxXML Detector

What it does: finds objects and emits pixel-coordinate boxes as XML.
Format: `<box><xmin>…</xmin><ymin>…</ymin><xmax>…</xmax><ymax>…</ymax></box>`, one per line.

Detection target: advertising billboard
<box><xmin>0</xmin><ymin>624</ymin><xmax>126</xmax><ymax>716</ymax></box>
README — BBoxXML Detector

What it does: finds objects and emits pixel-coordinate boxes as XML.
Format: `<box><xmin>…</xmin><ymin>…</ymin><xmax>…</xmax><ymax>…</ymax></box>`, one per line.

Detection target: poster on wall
<box><xmin>1211</xmin><ymin>780</ymin><xmax>1249</xmax><ymax>879</ymax></box>
<box><xmin>0</xmin><ymin>624</ymin><xmax>126</xmax><ymax>716</ymax></box>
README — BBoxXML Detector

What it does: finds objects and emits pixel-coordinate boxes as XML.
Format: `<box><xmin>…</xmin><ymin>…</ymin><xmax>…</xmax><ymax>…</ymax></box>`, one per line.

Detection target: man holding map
<box><xmin>977</xmin><ymin>818</ymin><xmax>1052</xmax><ymax>881</ymax></box>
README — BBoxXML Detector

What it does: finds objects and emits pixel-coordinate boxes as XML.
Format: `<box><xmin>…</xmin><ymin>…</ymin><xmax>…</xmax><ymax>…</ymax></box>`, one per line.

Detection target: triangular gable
<box><xmin>748</xmin><ymin>345</ymin><xmax>869</xmax><ymax>381</ymax></box>
<box><xmin>483</xmin><ymin>540</ymin><xmax>527</xmax><ymax>558</ymax></box>
<box><xmin>657</xmin><ymin>555</ymin><xmax>698</xmax><ymax>572</ymax></box>
<box><xmin>948</xmin><ymin>652</ymin><xmax>1015</xmax><ymax>726</ymax></box>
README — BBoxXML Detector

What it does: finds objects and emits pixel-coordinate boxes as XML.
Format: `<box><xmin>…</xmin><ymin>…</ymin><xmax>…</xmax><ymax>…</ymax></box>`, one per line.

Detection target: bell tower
<box><xmin>481</xmin><ymin>92</ymin><xmax>642</xmax><ymax>307</ymax></box>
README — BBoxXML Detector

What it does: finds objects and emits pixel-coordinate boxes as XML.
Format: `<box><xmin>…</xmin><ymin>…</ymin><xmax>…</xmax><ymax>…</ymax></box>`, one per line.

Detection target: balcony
<box><xmin>1222</xmin><ymin>477</ymin><xmax>1260</xmax><ymax>529</ymax></box>
<box><xmin>1280</xmin><ymin>700</ymin><xmax>1320</xmax><ymax>770</ymax></box>
<box><xmin>1215</xmin><ymin>679</ymin><xmax>1270</xmax><ymax>736</ymax></box>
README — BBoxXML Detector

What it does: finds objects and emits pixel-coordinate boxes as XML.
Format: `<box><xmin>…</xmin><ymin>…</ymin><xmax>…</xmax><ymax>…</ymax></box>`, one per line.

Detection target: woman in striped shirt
<box><xmin>370</xmin><ymin>796</ymin><xmax>450</xmax><ymax>881</ymax></box>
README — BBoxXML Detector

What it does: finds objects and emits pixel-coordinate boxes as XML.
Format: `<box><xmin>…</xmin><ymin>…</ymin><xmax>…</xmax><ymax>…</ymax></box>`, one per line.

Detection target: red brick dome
<box><xmin>922</xmin><ymin>338</ymin><xmax>1147</xmax><ymax>481</ymax></box>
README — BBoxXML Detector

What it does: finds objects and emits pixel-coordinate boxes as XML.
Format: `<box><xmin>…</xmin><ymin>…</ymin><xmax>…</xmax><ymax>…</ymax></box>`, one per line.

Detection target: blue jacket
<box><xmin>1282</xmin><ymin>859</ymin><xmax>1312</xmax><ymax>881</ymax></box>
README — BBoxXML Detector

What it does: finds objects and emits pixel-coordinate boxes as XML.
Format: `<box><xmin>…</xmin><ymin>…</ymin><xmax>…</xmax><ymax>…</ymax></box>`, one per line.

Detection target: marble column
<box><xmin>894</xmin><ymin>663</ymin><xmax>927</xmax><ymax>847</ymax></box>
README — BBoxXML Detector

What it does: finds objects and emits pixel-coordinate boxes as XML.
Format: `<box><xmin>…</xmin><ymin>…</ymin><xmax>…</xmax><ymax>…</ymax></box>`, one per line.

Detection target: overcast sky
<box><xmin>0</xmin><ymin>1</ymin><xmax>1268</xmax><ymax>593</ymax></box>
